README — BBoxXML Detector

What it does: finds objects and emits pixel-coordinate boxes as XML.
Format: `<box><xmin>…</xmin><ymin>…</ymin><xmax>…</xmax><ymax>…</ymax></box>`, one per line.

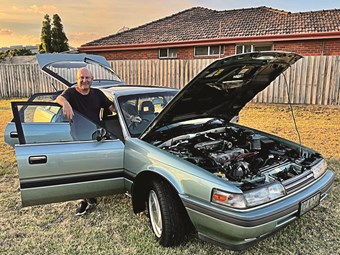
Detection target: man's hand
<box><xmin>62</xmin><ymin>102</ymin><xmax>74</xmax><ymax>120</ymax></box>
<box><xmin>55</xmin><ymin>95</ymin><xmax>74</xmax><ymax>120</ymax></box>
<box><xmin>130</xmin><ymin>115</ymin><xmax>142</xmax><ymax>123</ymax></box>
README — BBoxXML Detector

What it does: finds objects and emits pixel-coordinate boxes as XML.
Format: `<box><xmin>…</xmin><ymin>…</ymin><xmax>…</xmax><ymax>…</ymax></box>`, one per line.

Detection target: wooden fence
<box><xmin>0</xmin><ymin>56</ymin><xmax>339</xmax><ymax>105</ymax></box>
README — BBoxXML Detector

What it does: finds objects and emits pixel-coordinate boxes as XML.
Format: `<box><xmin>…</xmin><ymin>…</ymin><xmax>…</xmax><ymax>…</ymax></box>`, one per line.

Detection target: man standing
<box><xmin>56</xmin><ymin>67</ymin><xmax>114</xmax><ymax>216</ymax></box>
<box><xmin>56</xmin><ymin>67</ymin><xmax>115</xmax><ymax>124</ymax></box>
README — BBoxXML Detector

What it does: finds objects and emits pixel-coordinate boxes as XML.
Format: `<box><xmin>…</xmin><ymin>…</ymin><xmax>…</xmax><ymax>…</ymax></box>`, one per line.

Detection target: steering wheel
<box><xmin>128</xmin><ymin>118</ymin><xmax>150</xmax><ymax>130</ymax></box>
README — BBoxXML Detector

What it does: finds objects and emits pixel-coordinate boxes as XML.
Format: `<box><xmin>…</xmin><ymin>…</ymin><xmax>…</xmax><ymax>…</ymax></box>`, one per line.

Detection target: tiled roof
<box><xmin>82</xmin><ymin>6</ymin><xmax>340</xmax><ymax>47</ymax></box>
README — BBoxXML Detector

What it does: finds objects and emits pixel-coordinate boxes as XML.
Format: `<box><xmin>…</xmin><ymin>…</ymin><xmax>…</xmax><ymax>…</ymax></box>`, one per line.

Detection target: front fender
<box><xmin>124</xmin><ymin>138</ymin><xmax>240</xmax><ymax>213</ymax></box>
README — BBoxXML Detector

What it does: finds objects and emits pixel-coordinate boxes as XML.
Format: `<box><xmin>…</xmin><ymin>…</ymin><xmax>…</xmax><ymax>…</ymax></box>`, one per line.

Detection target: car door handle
<box><xmin>28</xmin><ymin>156</ymin><xmax>47</xmax><ymax>164</ymax></box>
<box><xmin>10</xmin><ymin>131</ymin><xmax>18</xmax><ymax>138</ymax></box>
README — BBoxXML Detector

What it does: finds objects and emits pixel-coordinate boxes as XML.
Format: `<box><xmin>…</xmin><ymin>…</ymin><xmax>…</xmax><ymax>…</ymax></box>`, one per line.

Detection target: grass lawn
<box><xmin>0</xmin><ymin>99</ymin><xmax>339</xmax><ymax>255</ymax></box>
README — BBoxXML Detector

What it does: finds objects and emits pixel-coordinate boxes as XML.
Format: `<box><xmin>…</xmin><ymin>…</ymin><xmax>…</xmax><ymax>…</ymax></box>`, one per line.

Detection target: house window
<box><xmin>236</xmin><ymin>44</ymin><xmax>272</xmax><ymax>54</ymax></box>
<box><xmin>159</xmin><ymin>48</ymin><xmax>177</xmax><ymax>59</ymax></box>
<box><xmin>194</xmin><ymin>45</ymin><xmax>224</xmax><ymax>56</ymax></box>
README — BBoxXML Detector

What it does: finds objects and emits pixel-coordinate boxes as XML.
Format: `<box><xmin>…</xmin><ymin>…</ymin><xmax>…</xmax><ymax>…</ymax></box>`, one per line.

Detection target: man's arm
<box><xmin>55</xmin><ymin>95</ymin><xmax>74</xmax><ymax>120</ymax></box>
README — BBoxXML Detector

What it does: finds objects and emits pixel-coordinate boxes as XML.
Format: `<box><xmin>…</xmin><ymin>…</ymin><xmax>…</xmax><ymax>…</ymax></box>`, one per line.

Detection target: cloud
<box><xmin>0</xmin><ymin>4</ymin><xmax>58</xmax><ymax>25</ymax></box>
<box><xmin>0</xmin><ymin>28</ymin><xmax>13</xmax><ymax>36</ymax></box>
<box><xmin>0</xmin><ymin>33</ymin><xmax>40</xmax><ymax>47</ymax></box>
<box><xmin>11</xmin><ymin>5</ymin><xmax>57</xmax><ymax>15</ymax></box>
<box><xmin>63</xmin><ymin>0</ymin><xmax>193</xmax><ymax>43</ymax></box>
<box><xmin>68</xmin><ymin>32</ymin><xmax>111</xmax><ymax>47</ymax></box>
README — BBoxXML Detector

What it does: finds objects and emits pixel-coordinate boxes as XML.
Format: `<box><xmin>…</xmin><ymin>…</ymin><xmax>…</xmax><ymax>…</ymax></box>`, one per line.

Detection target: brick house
<box><xmin>78</xmin><ymin>6</ymin><xmax>340</xmax><ymax>59</ymax></box>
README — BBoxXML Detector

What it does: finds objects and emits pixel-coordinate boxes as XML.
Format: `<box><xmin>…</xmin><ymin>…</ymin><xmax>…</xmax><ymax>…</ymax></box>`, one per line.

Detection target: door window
<box><xmin>12</xmin><ymin>102</ymin><xmax>116</xmax><ymax>144</ymax></box>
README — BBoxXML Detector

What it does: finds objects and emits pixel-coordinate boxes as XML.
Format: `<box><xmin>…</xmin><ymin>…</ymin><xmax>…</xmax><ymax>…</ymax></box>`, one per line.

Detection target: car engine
<box><xmin>158</xmin><ymin>125</ymin><xmax>322</xmax><ymax>190</ymax></box>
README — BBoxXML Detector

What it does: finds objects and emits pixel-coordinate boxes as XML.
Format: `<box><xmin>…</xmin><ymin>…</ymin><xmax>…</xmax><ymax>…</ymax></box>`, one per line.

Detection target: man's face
<box><xmin>76</xmin><ymin>68</ymin><xmax>93</xmax><ymax>91</ymax></box>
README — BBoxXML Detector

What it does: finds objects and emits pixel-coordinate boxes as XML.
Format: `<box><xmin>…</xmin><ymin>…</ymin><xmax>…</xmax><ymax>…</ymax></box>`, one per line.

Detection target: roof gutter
<box><xmin>78</xmin><ymin>31</ymin><xmax>340</xmax><ymax>52</ymax></box>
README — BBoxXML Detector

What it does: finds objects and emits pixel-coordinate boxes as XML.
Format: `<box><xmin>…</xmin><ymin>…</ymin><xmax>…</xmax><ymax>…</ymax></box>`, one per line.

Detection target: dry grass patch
<box><xmin>239</xmin><ymin>104</ymin><xmax>340</xmax><ymax>159</ymax></box>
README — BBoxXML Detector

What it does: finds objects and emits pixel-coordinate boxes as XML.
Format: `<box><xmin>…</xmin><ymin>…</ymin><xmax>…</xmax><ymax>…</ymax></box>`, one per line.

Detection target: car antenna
<box><xmin>282</xmin><ymin>70</ymin><xmax>302</xmax><ymax>157</ymax></box>
<box><xmin>50</xmin><ymin>81</ymin><xmax>58</xmax><ymax>92</ymax></box>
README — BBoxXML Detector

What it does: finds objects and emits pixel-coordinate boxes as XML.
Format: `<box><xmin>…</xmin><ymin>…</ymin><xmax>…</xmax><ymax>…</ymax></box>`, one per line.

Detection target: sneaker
<box><xmin>75</xmin><ymin>200</ymin><xmax>89</xmax><ymax>216</ymax></box>
<box><xmin>87</xmin><ymin>197</ymin><xmax>97</xmax><ymax>205</ymax></box>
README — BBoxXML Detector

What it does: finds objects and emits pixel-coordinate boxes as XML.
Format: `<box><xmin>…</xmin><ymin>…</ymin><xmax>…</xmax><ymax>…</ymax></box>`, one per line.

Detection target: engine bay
<box><xmin>158</xmin><ymin>125</ymin><xmax>322</xmax><ymax>190</ymax></box>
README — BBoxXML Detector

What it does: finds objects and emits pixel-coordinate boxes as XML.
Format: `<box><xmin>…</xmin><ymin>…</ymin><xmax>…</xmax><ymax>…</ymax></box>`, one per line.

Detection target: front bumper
<box><xmin>181</xmin><ymin>170</ymin><xmax>334</xmax><ymax>250</ymax></box>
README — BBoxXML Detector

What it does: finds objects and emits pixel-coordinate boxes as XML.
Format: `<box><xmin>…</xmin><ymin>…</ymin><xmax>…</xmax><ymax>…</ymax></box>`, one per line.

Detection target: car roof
<box><xmin>102</xmin><ymin>85</ymin><xmax>178</xmax><ymax>97</ymax></box>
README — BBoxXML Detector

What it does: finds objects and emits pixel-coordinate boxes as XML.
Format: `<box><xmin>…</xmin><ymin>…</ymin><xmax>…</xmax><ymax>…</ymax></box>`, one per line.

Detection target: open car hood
<box><xmin>141</xmin><ymin>51</ymin><xmax>302</xmax><ymax>140</ymax></box>
<box><xmin>36</xmin><ymin>53</ymin><xmax>124</xmax><ymax>88</ymax></box>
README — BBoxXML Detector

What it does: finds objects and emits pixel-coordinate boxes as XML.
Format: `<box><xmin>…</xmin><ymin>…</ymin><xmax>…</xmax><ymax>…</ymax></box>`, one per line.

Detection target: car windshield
<box><xmin>118</xmin><ymin>91</ymin><xmax>177</xmax><ymax>137</ymax></box>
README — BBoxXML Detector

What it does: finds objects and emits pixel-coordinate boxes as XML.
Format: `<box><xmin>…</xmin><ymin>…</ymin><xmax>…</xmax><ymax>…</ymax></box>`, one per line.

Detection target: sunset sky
<box><xmin>1</xmin><ymin>0</ymin><xmax>339</xmax><ymax>48</ymax></box>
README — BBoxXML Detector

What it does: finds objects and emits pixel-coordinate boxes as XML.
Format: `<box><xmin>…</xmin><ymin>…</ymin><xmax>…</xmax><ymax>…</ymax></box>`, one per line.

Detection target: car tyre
<box><xmin>147</xmin><ymin>179</ymin><xmax>188</xmax><ymax>246</ymax></box>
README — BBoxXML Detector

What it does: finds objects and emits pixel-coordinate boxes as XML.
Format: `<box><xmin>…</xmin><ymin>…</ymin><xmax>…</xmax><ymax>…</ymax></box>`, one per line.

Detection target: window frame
<box><xmin>159</xmin><ymin>48</ymin><xmax>178</xmax><ymax>59</ymax></box>
<box><xmin>235</xmin><ymin>44</ymin><xmax>273</xmax><ymax>54</ymax></box>
<box><xmin>194</xmin><ymin>45</ymin><xmax>224</xmax><ymax>57</ymax></box>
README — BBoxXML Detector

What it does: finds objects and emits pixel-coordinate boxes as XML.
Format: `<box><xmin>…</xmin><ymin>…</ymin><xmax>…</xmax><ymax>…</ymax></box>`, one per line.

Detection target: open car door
<box><xmin>9</xmin><ymin>101</ymin><xmax>125</xmax><ymax>207</ymax></box>
<box><xmin>4</xmin><ymin>92</ymin><xmax>63</xmax><ymax>146</ymax></box>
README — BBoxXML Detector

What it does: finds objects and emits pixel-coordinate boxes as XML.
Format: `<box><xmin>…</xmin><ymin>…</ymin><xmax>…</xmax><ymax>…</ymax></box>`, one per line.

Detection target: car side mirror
<box><xmin>94</xmin><ymin>128</ymin><xmax>107</xmax><ymax>141</ymax></box>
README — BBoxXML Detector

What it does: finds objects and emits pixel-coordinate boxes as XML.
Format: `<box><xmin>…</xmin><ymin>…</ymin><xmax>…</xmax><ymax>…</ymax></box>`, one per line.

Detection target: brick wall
<box><xmin>95</xmin><ymin>44</ymin><xmax>237</xmax><ymax>60</ymax></box>
<box><xmin>274</xmin><ymin>39</ymin><xmax>340</xmax><ymax>56</ymax></box>
<box><xmin>323</xmin><ymin>38</ymin><xmax>340</xmax><ymax>55</ymax></box>
<box><xmin>87</xmin><ymin>39</ymin><xmax>340</xmax><ymax>60</ymax></box>
<box><xmin>177</xmin><ymin>48</ymin><xmax>192</xmax><ymax>59</ymax></box>
<box><xmin>98</xmin><ymin>49</ymin><xmax>159</xmax><ymax>60</ymax></box>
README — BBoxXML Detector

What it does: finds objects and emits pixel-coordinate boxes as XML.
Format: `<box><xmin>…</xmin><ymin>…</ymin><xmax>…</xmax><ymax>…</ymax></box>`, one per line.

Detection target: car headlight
<box><xmin>212</xmin><ymin>183</ymin><xmax>286</xmax><ymax>209</ymax></box>
<box><xmin>311</xmin><ymin>159</ymin><xmax>327</xmax><ymax>179</ymax></box>
<box><xmin>243</xmin><ymin>183</ymin><xmax>286</xmax><ymax>207</ymax></box>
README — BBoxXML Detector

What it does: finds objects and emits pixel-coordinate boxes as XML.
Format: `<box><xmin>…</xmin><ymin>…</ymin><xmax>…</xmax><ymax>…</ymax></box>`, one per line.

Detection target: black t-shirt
<box><xmin>61</xmin><ymin>87</ymin><xmax>112</xmax><ymax>124</ymax></box>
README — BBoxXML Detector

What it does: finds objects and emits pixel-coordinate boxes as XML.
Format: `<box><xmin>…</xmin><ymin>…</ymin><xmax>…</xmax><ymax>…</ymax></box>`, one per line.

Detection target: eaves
<box><xmin>78</xmin><ymin>31</ymin><xmax>340</xmax><ymax>52</ymax></box>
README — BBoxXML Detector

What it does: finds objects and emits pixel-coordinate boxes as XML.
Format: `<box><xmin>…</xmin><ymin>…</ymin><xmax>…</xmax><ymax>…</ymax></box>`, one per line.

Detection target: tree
<box><xmin>12</xmin><ymin>48</ymin><xmax>34</xmax><ymax>56</ymax></box>
<box><xmin>39</xmin><ymin>14</ymin><xmax>69</xmax><ymax>53</ymax></box>
<box><xmin>51</xmin><ymin>14</ymin><xmax>69</xmax><ymax>52</ymax></box>
<box><xmin>0</xmin><ymin>48</ymin><xmax>34</xmax><ymax>63</ymax></box>
<box><xmin>38</xmin><ymin>14</ymin><xmax>52</xmax><ymax>53</ymax></box>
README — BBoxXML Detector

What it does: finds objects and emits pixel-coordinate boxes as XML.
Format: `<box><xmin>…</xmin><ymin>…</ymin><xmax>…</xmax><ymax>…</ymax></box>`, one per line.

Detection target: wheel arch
<box><xmin>131</xmin><ymin>170</ymin><xmax>184</xmax><ymax>214</ymax></box>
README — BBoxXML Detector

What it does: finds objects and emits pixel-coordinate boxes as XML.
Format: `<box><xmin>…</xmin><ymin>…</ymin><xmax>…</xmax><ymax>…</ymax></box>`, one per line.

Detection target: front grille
<box><xmin>282</xmin><ymin>170</ymin><xmax>315</xmax><ymax>194</ymax></box>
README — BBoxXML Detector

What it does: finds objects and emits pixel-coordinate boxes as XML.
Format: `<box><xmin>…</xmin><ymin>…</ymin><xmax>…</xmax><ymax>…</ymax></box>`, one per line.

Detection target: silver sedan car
<box><xmin>4</xmin><ymin>52</ymin><xmax>334</xmax><ymax>250</ymax></box>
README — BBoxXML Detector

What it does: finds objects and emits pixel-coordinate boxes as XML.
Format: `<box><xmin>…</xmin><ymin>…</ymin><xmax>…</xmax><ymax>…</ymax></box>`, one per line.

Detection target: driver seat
<box><xmin>140</xmin><ymin>101</ymin><xmax>155</xmax><ymax>121</ymax></box>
